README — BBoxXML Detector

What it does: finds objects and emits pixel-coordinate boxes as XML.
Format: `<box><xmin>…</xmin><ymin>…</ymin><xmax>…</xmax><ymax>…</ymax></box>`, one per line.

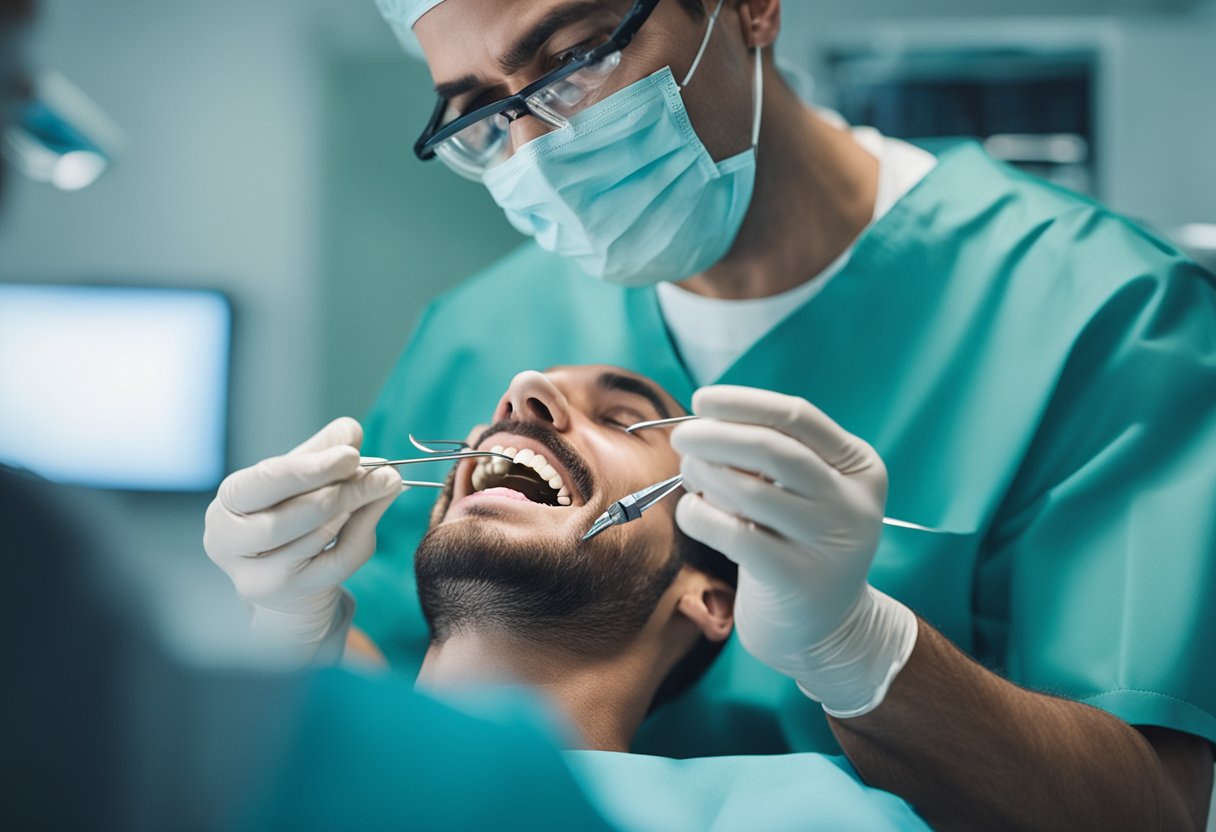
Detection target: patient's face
<box><xmin>415</xmin><ymin>365</ymin><xmax>689</xmax><ymax>653</ymax></box>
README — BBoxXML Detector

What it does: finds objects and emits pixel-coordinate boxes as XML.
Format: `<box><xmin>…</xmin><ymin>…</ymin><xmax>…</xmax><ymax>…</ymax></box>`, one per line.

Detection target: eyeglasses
<box><xmin>414</xmin><ymin>0</ymin><xmax>661</xmax><ymax>181</ymax></box>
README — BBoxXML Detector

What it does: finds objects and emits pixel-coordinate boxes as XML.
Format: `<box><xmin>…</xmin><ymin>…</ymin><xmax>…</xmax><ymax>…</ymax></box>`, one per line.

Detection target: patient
<box><xmin>400</xmin><ymin>366</ymin><xmax>737</xmax><ymax>751</ymax></box>
<box><xmin>207</xmin><ymin>364</ymin><xmax>927</xmax><ymax>828</ymax></box>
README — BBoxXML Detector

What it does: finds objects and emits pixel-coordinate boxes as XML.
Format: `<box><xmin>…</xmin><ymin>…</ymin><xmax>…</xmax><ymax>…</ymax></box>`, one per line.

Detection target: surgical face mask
<box><xmin>483</xmin><ymin>12</ymin><xmax>764</xmax><ymax>287</ymax></box>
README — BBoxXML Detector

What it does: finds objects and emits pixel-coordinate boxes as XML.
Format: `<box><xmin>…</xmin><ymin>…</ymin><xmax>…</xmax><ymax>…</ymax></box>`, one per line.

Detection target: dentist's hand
<box><xmin>204</xmin><ymin>418</ymin><xmax>402</xmax><ymax>665</ymax></box>
<box><xmin>672</xmin><ymin>386</ymin><xmax>918</xmax><ymax>718</ymax></box>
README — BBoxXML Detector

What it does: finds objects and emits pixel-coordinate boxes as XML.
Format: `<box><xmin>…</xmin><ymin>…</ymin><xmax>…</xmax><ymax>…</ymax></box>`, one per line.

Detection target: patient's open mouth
<box><xmin>470</xmin><ymin>445</ymin><xmax>571</xmax><ymax>506</ymax></box>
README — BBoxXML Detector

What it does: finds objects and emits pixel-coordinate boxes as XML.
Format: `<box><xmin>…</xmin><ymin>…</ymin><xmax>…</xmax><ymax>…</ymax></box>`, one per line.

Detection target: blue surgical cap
<box><xmin>375</xmin><ymin>0</ymin><xmax>448</xmax><ymax>55</ymax></box>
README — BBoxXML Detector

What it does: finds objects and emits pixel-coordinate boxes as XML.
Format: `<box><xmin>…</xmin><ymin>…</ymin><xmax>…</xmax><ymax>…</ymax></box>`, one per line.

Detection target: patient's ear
<box><xmin>677</xmin><ymin>574</ymin><xmax>735</xmax><ymax>643</ymax></box>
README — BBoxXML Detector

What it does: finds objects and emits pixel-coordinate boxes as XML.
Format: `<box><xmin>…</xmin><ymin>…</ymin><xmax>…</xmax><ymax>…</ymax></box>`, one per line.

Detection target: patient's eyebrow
<box><xmin>597</xmin><ymin>372</ymin><xmax>672</xmax><ymax>420</ymax></box>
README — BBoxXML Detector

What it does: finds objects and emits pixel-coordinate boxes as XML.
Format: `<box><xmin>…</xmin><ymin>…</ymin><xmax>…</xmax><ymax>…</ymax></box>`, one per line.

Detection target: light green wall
<box><xmin>320</xmin><ymin>57</ymin><xmax>523</xmax><ymax>421</ymax></box>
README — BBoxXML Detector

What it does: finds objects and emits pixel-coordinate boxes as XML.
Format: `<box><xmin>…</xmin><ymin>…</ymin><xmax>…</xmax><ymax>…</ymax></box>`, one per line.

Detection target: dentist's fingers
<box><xmin>218</xmin><ymin>481</ymin><xmax>401</xmax><ymax>600</ymax></box>
<box><xmin>675</xmin><ymin>492</ymin><xmax>808</xmax><ymax>585</ymax></box>
<box><xmin>672</xmin><ymin>418</ymin><xmax>841</xmax><ymax>501</ymax></box>
<box><xmin>224</xmin><ymin>511</ymin><xmax>353</xmax><ymax>603</ymax></box>
<box><xmin>691</xmin><ymin>386</ymin><xmax>883</xmax><ymax>478</ymax></box>
<box><xmin>302</xmin><ymin>491</ymin><xmax>399</xmax><ymax>589</ymax></box>
<box><xmin>218</xmin><ymin>444</ymin><xmax>362</xmax><ymax>516</ymax></box>
<box><xmin>679</xmin><ymin>456</ymin><xmax>871</xmax><ymax>549</ymax></box>
<box><xmin>288</xmin><ymin>417</ymin><xmax>364</xmax><ymax>456</ymax></box>
<box><xmin>209</xmin><ymin>465</ymin><xmax>400</xmax><ymax>556</ymax></box>
<box><xmin>251</xmin><ymin>511</ymin><xmax>353</xmax><ymax>567</ymax></box>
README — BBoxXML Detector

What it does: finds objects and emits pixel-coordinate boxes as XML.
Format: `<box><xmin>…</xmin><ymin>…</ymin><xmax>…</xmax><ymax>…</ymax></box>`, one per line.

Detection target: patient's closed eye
<box><xmin>602</xmin><ymin>409</ymin><xmax>645</xmax><ymax>431</ymax></box>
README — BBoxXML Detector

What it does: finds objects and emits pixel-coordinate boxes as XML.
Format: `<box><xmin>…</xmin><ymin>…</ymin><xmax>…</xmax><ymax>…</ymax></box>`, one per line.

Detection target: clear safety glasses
<box><xmin>414</xmin><ymin>0</ymin><xmax>660</xmax><ymax>181</ymax></box>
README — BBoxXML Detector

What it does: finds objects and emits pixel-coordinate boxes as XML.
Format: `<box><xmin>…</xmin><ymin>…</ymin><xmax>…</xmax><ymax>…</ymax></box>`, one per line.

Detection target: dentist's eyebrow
<box><xmin>597</xmin><ymin>371</ymin><xmax>672</xmax><ymax>420</ymax></box>
<box><xmin>499</xmin><ymin>0</ymin><xmax>607</xmax><ymax>75</ymax></box>
<box><xmin>435</xmin><ymin>73</ymin><xmax>484</xmax><ymax>101</ymax></box>
<box><xmin>434</xmin><ymin>0</ymin><xmax>610</xmax><ymax>100</ymax></box>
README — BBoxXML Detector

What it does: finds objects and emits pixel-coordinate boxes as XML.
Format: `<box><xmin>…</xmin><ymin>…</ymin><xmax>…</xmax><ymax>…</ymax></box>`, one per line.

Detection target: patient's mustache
<box><xmin>471</xmin><ymin>419</ymin><xmax>595</xmax><ymax>503</ymax></box>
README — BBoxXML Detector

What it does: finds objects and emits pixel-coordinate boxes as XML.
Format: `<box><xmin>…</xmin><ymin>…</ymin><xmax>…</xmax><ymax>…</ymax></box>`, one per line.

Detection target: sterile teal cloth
<box><xmin>241</xmin><ymin>672</ymin><xmax>928</xmax><ymax>830</ymax></box>
<box><xmin>240</xmin><ymin>671</ymin><xmax>616</xmax><ymax>831</ymax></box>
<box><xmin>349</xmin><ymin>142</ymin><xmax>1216</xmax><ymax>756</ymax></box>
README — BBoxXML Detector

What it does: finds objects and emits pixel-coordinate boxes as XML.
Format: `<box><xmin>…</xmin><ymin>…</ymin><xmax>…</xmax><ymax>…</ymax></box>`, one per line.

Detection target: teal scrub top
<box><xmin>349</xmin><ymin>143</ymin><xmax>1216</xmax><ymax>757</ymax></box>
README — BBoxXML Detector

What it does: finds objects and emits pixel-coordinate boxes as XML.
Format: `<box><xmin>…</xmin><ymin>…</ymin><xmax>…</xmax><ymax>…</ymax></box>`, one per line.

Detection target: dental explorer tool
<box><xmin>582</xmin><ymin>472</ymin><xmax>947</xmax><ymax>541</ymax></box>
<box><xmin>582</xmin><ymin>475</ymin><xmax>685</xmax><ymax>541</ymax></box>
<box><xmin>359</xmin><ymin>448</ymin><xmax>516</xmax><ymax>490</ymax></box>
<box><xmin>616</xmin><ymin>416</ymin><xmax>946</xmax><ymax>536</ymax></box>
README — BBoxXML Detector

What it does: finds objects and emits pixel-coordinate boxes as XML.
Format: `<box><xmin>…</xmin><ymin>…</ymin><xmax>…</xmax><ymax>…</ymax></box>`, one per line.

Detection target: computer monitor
<box><xmin>0</xmin><ymin>283</ymin><xmax>231</xmax><ymax>491</ymax></box>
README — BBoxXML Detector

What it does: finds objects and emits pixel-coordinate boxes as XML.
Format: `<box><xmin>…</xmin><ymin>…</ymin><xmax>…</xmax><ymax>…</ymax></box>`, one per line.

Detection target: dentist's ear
<box><xmin>738</xmin><ymin>0</ymin><xmax>780</xmax><ymax>50</ymax></box>
<box><xmin>677</xmin><ymin>575</ymin><xmax>735</xmax><ymax>643</ymax></box>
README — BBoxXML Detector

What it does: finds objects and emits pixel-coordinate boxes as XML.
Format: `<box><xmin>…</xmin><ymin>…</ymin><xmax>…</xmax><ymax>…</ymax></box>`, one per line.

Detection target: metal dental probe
<box><xmin>582</xmin><ymin>416</ymin><xmax>949</xmax><ymax>540</ymax></box>
<box><xmin>359</xmin><ymin>449</ymin><xmax>516</xmax><ymax>489</ymax></box>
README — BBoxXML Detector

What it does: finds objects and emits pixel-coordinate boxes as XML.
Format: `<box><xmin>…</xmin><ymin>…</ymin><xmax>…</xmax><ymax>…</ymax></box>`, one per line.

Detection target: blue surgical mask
<box><xmin>483</xmin><ymin>20</ymin><xmax>763</xmax><ymax>287</ymax></box>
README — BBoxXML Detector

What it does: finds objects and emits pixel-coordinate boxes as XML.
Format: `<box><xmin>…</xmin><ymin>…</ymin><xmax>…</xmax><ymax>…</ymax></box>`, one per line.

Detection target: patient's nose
<box><xmin>495</xmin><ymin>371</ymin><xmax>571</xmax><ymax>431</ymax></box>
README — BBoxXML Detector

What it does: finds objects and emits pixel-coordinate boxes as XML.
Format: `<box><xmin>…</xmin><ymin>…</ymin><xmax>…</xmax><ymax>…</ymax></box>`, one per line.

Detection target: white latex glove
<box><xmin>672</xmin><ymin>386</ymin><xmax>918</xmax><ymax>718</ymax></box>
<box><xmin>204</xmin><ymin>417</ymin><xmax>402</xmax><ymax>665</ymax></box>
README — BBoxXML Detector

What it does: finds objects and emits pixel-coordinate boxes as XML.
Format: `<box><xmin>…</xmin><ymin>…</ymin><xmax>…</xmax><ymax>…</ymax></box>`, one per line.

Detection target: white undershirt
<box><xmin>656</xmin><ymin>127</ymin><xmax>938</xmax><ymax>386</ymax></box>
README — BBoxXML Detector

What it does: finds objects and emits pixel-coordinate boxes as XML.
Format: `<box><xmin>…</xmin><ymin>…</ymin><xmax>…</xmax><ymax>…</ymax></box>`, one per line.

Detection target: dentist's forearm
<box><xmin>343</xmin><ymin>625</ymin><xmax>389</xmax><ymax>669</ymax></box>
<box><xmin>828</xmin><ymin>621</ymin><xmax>1207</xmax><ymax>832</ymax></box>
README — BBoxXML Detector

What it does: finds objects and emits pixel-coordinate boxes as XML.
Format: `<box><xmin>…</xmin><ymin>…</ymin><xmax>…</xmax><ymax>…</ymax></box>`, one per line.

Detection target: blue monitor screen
<box><xmin>0</xmin><ymin>284</ymin><xmax>231</xmax><ymax>491</ymax></box>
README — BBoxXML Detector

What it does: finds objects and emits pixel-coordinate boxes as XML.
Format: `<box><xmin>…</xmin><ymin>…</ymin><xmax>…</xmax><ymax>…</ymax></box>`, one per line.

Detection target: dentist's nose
<box><xmin>508</xmin><ymin>115</ymin><xmax>553</xmax><ymax>154</ymax></box>
<box><xmin>495</xmin><ymin>371</ymin><xmax>571</xmax><ymax>431</ymax></box>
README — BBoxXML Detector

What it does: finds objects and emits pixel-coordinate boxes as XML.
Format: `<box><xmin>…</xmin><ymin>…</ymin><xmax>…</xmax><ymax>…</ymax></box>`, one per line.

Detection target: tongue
<box><xmin>477</xmin><ymin>487</ymin><xmax>530</xmax><ymax>503</ymax></box>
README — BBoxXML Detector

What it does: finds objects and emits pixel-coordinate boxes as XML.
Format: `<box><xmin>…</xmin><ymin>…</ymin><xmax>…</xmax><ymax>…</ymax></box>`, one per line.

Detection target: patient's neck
<box><xmin>416</xmin><ymin>630</ymin><xmax>662</xmax><ymax>752</ymax></box>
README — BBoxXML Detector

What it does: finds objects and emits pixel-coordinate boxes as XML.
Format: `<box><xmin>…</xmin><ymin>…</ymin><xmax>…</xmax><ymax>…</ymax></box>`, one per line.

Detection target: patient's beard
<box><xmin>414</xmin><ymin>518</ymin><xmax>682</xmax><ymax>658</ymax></box>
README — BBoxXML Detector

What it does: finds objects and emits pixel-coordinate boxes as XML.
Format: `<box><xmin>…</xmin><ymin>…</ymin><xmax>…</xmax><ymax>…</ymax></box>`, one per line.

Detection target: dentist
<box><xmin>205</xmin><ymin>1</ymin><xmax>1215</xmax><ymax>828</ymax></box>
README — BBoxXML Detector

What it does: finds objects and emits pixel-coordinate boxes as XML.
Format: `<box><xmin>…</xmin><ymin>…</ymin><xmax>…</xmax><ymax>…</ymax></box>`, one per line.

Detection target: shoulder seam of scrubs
<box><xmin>1082</xmin><ymin>689</ymin><xmax>1216</xmax><ymax>744</ymax></box>
<box><xmin>1086</xmin><ymin>688</ymin><xmax>1214</xmax><ymax>707</ymax></box>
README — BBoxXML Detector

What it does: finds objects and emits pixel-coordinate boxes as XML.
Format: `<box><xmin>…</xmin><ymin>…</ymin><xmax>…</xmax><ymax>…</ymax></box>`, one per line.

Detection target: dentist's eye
<box><xmin>551</xmin><ymin>31</ymin><xmax>611</xmax><ymax>69</ymax></box>
<box><xmin>554</xmin><ymin>44</ymin><xmax>593</xmax><ymax>67</ymax></box>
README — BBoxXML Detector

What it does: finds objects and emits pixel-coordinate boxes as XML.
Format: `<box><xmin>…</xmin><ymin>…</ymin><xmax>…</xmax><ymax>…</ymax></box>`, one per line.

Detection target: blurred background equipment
<box><xmin>821</xmin><ymin>44</ymin><xmax>1097</xmax><ymax>195</ymax></box>
<box><xmin>0</xmin><ymin>283</ymin><xmax>231</xmax><ymax>491</ymax></box>
<box><xmin>1171</xmin><ymin>223</ymin><xmax>1216</xmax><ymax>273</ymax></box>
<box><xmin>2</xmin><ymin>70</ymin><xmax>122</xmax><ymax>191</ymax></box>
<box><xmin>803</xmin><ymin>15</ymin><xmax>1214</xmax><ymax>236</ymax></box>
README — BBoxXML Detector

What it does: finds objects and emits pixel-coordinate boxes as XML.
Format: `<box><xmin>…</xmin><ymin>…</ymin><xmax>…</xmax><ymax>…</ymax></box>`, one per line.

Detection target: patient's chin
<box><xmin>414</xmin><ymin>521</ymin><xmax>580</xmax><ymax>598</ymax></box>
<box><xmin>413</xmin><ymin>520</ymin><xmax>681</xmax><ymax>657</ymax></box>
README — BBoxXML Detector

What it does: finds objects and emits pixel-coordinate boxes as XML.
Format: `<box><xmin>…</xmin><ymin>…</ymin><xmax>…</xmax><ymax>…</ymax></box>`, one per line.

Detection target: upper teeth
<box><xmin>473</xmin><ymin>445</ymin><xmax>572</xmax><ymax>506</ymax></box>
